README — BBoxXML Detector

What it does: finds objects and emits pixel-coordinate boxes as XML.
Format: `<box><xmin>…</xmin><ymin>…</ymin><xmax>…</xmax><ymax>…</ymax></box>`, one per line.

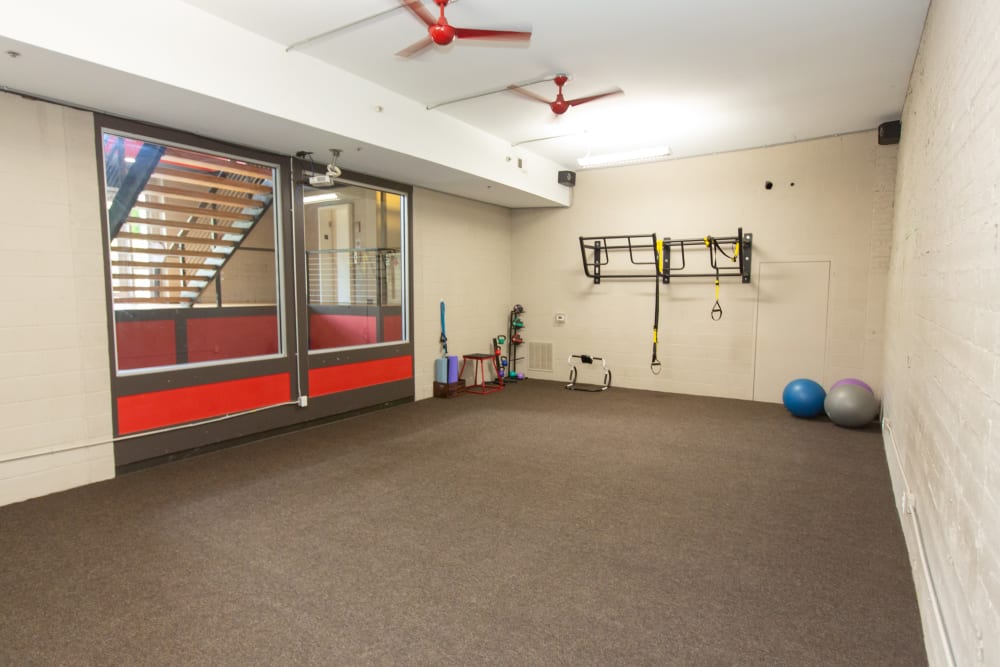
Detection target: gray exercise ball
<box><xmin>824</xmin><ymin>383</ymin><xmax>879</xmax><ymax>428</ymax></box>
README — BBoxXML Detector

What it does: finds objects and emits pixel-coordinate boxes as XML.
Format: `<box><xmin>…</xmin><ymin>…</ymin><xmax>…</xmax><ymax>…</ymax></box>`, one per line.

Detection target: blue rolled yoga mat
<box><xmin>447</xmin><ymin>355</ymin><xmax>459</xmax><ymax>383</ymax></box>
<box><xmin>434</xmin><ymin>357</ymin><xmax>448</xmax><ymax>383</ymax></box>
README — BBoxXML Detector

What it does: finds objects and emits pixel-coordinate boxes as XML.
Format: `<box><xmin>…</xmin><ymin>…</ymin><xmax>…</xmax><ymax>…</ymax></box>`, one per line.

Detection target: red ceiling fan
<box><xmin>507</xmin><ymin>74</ymin><xmax>623</xmax><ymax>115</ymax></box>
<box><xmin>396</xmin><ymin>0</ymin><xmax>532</xmax><ymax>57</ymax></box>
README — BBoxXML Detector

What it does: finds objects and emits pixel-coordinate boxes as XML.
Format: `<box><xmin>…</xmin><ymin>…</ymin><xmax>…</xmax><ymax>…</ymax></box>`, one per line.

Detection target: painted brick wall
<box><xmin>412</xmin><ymin>188</ymin><xmax>512</xmax><ymax>399</ymax></box>
<box><xmin>0</xmin><ymin>93</ymin><xmax>115</xmax><ymax>504</ymax></box>
<box><xmin>511</xmin><ymin>132</ymin><xmax>896</xmax><ymax>400</ymax></box>
<box><xmin>883</xmin><ymin>0</ymin><xmax>1000</xmax><ymax>664</ymax></box>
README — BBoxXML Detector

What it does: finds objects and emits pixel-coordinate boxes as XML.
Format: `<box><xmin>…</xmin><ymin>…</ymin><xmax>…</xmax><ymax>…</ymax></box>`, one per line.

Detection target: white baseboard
<box><xmin>0</xmin><ymin>441</ymin><xmax>115</xmax><ymax>507</ymax></box>
<box><xmin>882</xmin><ymin>420</ymin><xmax>956</xmax><ymax>667</ymax></box>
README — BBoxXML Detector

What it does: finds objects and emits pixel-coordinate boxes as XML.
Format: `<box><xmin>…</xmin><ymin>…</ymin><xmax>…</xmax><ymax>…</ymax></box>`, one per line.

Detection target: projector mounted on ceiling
<box><xmin>309</xmin><ymin>173</ymin><xmax>336</xmax><ymax>187</ymax></box>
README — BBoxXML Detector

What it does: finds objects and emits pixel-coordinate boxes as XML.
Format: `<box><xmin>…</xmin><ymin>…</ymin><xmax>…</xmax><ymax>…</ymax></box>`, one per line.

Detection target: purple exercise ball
<box><xmin>831</xmin><ymin>377</ymin><xmax>873</xmax><ymax>394</ymax></box>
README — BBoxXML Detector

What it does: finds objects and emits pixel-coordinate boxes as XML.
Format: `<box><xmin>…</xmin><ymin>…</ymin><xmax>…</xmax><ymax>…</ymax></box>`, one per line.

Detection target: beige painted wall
<box><xmin>412</xmin><ymin>188</ymin><xmax>512</xmax><ymax>399</ymax></box>
<box><xmin>511</xmin><ymin>132</ymin><xmax>896</xmax><ymax>400</ymax></box>
<box><xmin>0</xmin><ymin>92</ymin><xmax>115</xmax><ymax>504</ymax></box>
<box><xmin>883</xmin><ymin>0</ymin><xmax>1000</xmax><ymax>664</ymax></box>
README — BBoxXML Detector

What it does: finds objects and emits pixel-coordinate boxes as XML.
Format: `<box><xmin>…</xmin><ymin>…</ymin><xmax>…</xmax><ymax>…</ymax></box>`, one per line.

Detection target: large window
<box><xmin>303</xmin><ymin>181</ymin><xmax>407</xmax><ymax>351</ymax></box>
<box><xmin>97</xmin><ymin>117</ymin><xmax>413</xmax><ymax>461</ymax></box>
<box><xmin>100</xmin><ymin>131</ymin><xmax>283</xmax><ymax>372</ymax></box>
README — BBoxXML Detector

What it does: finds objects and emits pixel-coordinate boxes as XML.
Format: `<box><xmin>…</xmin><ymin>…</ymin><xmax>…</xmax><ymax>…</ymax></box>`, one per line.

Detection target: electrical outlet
<box><xmin>297</xmin><ymin>395</ymin><xmax>308</xmax><ymax>408</ymax></box>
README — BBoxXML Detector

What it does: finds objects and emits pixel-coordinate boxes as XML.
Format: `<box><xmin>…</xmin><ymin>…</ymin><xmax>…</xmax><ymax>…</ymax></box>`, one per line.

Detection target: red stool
<box><xmin>460</xmin><ymin>353</ymin><xmax>502</xmax><ymax>394</ymax></box>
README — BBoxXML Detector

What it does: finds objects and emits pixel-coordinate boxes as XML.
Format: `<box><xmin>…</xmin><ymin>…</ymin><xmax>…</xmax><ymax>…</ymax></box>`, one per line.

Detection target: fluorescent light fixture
<box><xmin>303</xmin><ymin>192</ymin><xmax>340</xmax><ymax>204</ymax></box>
<box><xmin>577</xmin><ymin>145</ymin><xmax>671</xmax><ymax>168</ymax></box>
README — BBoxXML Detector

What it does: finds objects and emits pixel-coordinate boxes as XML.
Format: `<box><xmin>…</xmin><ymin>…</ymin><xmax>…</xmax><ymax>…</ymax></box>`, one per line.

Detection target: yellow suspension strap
<box><xmin>712</xmin><ymin>274</ymin><xmax>722</xmax><ymax>320</ymax></box>
<box><xmin>651</xmin><ymin>239</ymin><xmax>663</xmax><ymax>374</ymax></box>
<box><xmin>704</xmin><ymin>236</ymin><xmax>723</xmax><ymax>320</ymax></box>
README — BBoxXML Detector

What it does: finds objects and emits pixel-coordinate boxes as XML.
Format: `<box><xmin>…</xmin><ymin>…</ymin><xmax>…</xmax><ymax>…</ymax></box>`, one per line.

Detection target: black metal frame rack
<box><xmin>578</xmin><ymin>228</ymin><xmax>752</xmax><ymax>284</ymax></box>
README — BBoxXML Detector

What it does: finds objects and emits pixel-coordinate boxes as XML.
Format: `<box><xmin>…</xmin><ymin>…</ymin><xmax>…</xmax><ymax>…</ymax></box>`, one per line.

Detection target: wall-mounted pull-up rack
<box><xmin>577</xmin><ymin>228</ymin><xmax>752</xmax><ymax>285</ymax></box>
<box><xmin>577</xmin><ymin>228</ymin><xmax>755</xmax><ymax>367</ymax></box>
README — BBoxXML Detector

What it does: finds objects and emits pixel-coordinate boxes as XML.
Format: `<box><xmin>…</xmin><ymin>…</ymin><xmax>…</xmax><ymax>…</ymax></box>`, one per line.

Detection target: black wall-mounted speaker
<box><xmin>878</xmin><ymin>120</ymin><xmax>901</xmax><ymax>145</ymax></box>
<box><xmin>558</xmin><ymin>170</ymin><xmax>576</xmax><ymax>187</ymax></box>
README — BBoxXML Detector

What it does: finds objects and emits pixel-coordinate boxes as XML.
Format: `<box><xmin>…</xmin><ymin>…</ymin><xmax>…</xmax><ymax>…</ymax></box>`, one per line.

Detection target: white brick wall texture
<box><xmin>0</xmin><ymin>93</ymin><xmax>115</xmax><ymax>505</ymax></box>
<box><xmin>884</xmin><ymin>0</ymin><xmax>1000</xmax><ymax>664</ymax></box>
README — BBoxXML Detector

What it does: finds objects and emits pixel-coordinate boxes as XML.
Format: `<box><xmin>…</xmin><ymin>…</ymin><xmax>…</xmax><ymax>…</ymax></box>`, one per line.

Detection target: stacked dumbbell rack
<box><xmin>507</xmin><ymin>306</ymin><xmax>525</xmax><ymax>381</ymax></box>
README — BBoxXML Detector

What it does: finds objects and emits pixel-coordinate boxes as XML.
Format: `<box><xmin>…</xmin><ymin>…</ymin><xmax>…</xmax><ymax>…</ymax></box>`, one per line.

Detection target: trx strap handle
<box><xmin>705</xmin><ymin>236</ymin><xmax>724</xmax><ymax>321</ymax></box>
<box><xmin>711</xmin><ymin>277</ymin><xmax>723</xmax><ymax>320</ymax></box>
<box><xmin>651</xmin><ymin>327</ymin><xmax>662</xmax><ymax>374</ymax></box>
<box><xmin>439</xmin><ymin>299</ymin><xmax>448</xmax><ymax>355</ymax></box>
<box><xmin>712</xmin><ymin>238</ymin><xmax>722</xmax><ymax>320</ymax></box>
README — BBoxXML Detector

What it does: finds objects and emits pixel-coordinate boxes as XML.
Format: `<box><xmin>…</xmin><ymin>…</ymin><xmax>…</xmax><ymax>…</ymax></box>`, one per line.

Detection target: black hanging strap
<box><xmin>651</xmin><ymin>239</ymin><xmax>663</xmax><ymax>374</ymax></box>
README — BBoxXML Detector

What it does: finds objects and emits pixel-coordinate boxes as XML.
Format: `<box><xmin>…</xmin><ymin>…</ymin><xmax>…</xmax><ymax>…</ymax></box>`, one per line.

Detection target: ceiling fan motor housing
<box><xmin>429</xmin><ymin>23</ymin><xmax>455</xmax><ymax>45</ymax></box>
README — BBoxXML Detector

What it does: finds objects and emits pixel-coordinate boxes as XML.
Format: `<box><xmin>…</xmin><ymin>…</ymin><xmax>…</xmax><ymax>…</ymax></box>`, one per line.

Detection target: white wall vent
<box><xmin>527</xmin><ymin>341</ymin><xmax>553</xmax><ymax>372</ymax></box>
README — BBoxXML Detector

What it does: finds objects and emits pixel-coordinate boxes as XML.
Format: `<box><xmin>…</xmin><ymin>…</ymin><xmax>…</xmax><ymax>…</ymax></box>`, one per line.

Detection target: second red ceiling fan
<box><xmin>507</xmin><ymin>74</ymin><xmax>624</xmax><ymax>115</ymax></box>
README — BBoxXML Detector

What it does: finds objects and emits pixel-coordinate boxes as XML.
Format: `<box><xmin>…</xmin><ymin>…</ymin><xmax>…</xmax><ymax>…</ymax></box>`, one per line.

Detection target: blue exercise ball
<box><xmin>825</xmin><ymin>383</ymin><xmax>880</xmax><ymax>428</ymax></box>
<box><xmin>782</xmin><ymin>378</ymin><xmax>826</xmax><ymax>418</ymax></box>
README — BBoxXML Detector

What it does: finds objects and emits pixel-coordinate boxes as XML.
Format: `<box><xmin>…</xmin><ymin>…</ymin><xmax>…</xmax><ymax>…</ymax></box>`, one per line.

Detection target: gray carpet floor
<box><xmin>0</xmin><ymin>379</ymin><xmax>925</xmax><ymax>665</ymax></box>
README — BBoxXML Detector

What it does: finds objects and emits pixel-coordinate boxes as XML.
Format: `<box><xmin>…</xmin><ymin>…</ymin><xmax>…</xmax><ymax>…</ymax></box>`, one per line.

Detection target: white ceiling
<box><xmin>182</xmin><ymin>0</ymin><xmax>928</xmax><ymax>167</ymax></box>
<box><xmin>1</xmin><ymin>0</ymin><xmax>928</xmax><ymax>207</ymax></box>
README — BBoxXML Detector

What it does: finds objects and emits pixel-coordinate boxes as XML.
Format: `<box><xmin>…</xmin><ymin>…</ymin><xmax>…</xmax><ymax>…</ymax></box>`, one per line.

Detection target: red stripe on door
<box><xmin>309</xmin><ymin>355</ymin><xmax>413</xmax><ymax>397</ymax></box>
<box><xmin>117</xmin><ymin>373</ymin><xmax>291</xmax><ymax>435</ymax></box>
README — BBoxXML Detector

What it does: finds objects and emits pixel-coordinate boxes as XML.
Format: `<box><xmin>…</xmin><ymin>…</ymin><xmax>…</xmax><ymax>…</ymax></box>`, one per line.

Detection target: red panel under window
<box><xmin>309</xmin><ymin>313</ymin><xmax>375</xmax><ymax>349</ymax></box>
<box><xmin>309</xmin><ymin>356</ymin><xmax>412</xmax><ymax>397</ymax></box>
<box><xmin>117</xmin><ymin>373</ymin><xmax>291</xmax><ymax>435</ymax></box>
<box><xmin>383</xmin><ymin>315</ymin><xmax>402</xmax><ymax>341</ymax></box>
<box><xmin>116</xmin><ymin>320</ymin><xmax>177</xmax><ymax>370</ymax></box>
<box><xmin>187</xmin><ymin>315</ymin><xmax>279</xmax><ymax>363</ymax></box>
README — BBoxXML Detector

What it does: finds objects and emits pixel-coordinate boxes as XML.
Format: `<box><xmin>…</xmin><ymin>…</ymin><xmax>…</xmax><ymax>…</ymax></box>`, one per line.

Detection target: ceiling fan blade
<box><xmin>399</xmin><ymin>0</ymin><xmax>436</xmax><ymax>27</ymax></box>
<box><xmin>396</xmin><ymin>35</ymin><xmax>435</xmax><ymax>57</ymax></box>
<box><xmin>286</xmin><ymin>5</ymin><xmax>404</xmax><ymax>51</ymax></box>
<box><xmin>512</xmin><ymin>131</ymin><xmax>586</xmax><ymax>147</ymax></box>
<box><xmin>453</xmin><ymin>27</ymin><xmax>532</xmax><ymax>42</ymax></box>
<box><xmin>567</xmin><ymin>88</ymin><xmax>625</xmax><ymax>107</ymax></box>
<box><xmin>506</xmin><ymin>84</ymin><xmax>552</xmax><ymax>104</ymax></box>
<box><xmin>286</xmin><ymin>0</ymin><xmax>466</xmax><ymax>51</ymax></box>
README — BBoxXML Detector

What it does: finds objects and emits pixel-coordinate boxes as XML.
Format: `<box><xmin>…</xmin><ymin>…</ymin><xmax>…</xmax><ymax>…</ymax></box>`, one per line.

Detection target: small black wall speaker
<box><xmin>558</xmin><ymin>170</ymin><xmax>576</xmax><ymax>187</ymax></box>
<box><xmin>878</xmin><ymin>120</ymin><xmax>901</xmax><ymax>145</ymax></box>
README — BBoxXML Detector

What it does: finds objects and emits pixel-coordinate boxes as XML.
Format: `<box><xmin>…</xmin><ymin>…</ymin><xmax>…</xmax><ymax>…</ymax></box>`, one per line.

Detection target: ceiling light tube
<box><xmin>303</xmin><ymin>192</ymin><xmax>340</xmax><ymax>204</ymax></box>
<box><xmin>577</xmin><ymin>145</ymin><xmax>672</xmax><ymax>168</ymax></box>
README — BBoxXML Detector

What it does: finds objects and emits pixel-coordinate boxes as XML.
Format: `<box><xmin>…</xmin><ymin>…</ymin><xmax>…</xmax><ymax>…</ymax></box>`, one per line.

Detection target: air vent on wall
<box><xmin>528</xmin><ymin>341</ymin><xmax>553</xmax><ymax>372</ymax></box>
